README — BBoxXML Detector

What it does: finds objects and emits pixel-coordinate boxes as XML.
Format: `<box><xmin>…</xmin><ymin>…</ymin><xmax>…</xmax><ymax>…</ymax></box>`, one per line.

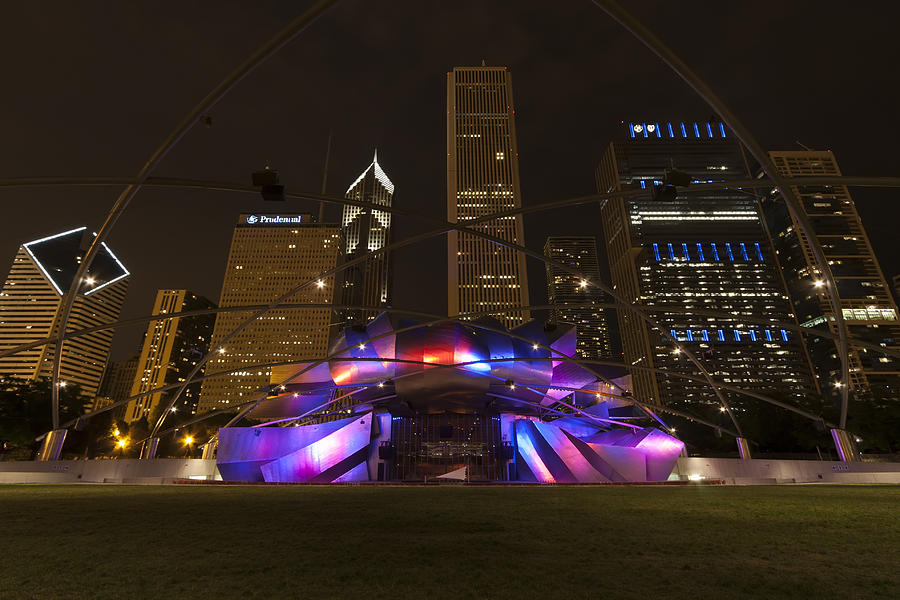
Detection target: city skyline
<box><xmin>1</xmin><ymin>3</ymin><xmax>896</xmax><ymax>364</ymax></box>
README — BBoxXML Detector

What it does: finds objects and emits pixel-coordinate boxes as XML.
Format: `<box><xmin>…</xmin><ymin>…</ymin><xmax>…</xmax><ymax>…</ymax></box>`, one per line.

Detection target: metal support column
<box><xmin>200</xmin><ymin>439</ymin><xmax>217</xmax><ymax>460</ymax></box>
<box><xmin>831</xmin><ymin>429</ymin><xmax>858</xmax><ymax>462</ymax></box>
<box><xmin>736</xmin><ymin>437</ymin><xmax>751</xmax><ymax>460</ymax></box>
<box><xmin>140</xmin><ymin>437</ymin><xmax>160</xmax><ymax>460</ymax></box>
<box><xmin>37</xmin><ymin>429</ymin><xmax>67</xmax><ymax>461</ymax></box>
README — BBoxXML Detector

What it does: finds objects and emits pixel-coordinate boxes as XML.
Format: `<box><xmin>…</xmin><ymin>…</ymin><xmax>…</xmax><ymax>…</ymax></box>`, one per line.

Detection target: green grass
<box><xmin>0</xmin><ymin>485</ymin><xmax>897</xmax><ymax>599</ymax></box>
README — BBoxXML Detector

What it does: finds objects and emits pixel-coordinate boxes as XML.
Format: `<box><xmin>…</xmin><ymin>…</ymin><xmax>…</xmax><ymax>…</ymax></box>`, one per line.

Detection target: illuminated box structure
<box><xmin>216</xmin><ymin>313</ymin><xmax>683</xmax><ymax>483</ymax></box>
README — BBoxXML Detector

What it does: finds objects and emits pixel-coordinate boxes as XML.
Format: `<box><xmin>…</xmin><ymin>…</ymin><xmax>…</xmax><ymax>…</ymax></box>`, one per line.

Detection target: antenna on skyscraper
<box><xmin>481</xmin><ymin>59</ymin><xmax>486</xmax><ymax>67</ymax></box>
<box><xmin>318</xmin><ymin>130</ymin><xmax>333</xmax><ymax>223</ymax></box>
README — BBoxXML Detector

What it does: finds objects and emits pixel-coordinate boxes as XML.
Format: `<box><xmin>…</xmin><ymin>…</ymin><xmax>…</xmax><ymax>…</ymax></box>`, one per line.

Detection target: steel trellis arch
<box><xmin>42</xmin><ymin>0</ymin><xmax>339</xmax><ymax>431</ymax></box>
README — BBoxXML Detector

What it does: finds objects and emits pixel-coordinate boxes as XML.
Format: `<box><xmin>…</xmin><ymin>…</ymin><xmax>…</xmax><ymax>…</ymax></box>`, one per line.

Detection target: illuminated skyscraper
<box><xmin>124</xmin><ymin>289</ymin><xmax>215</xmax><ymax>423</ymax></box>
<box><xmin>337</xmin><ymin>151</ymin><xmax>393</xmax><ymax>326</ymax></box>
<box><xmin>447</xmin><ymin>66</ymin><xmax>530</xmax><ymax>329</ymax></box>
<box><xmin>596</xmin><ymin>121</ymin><xmax>817</xmax><ymax>409</ymax></box>
<box><xmin>197</xmin><ymin>213</ymin><xmax>341</xmax><ymax>413</ymax></box>
<box><xmin>0</xmin><ymin>227</ymin><xmax>129</xmax><ymax>398</ymax></box>
<box><xmin>544</xmin><ymin>236</ymin><xmax>611</xmax><ymax>359</ymax></box>
<box><xmin>765</xmin><ymin>150</ymin><xmax>900</xmax><ymax>402</ymax></box>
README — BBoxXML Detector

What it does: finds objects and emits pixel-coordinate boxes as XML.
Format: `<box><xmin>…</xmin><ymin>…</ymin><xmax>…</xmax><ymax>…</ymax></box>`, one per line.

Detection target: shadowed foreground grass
<box><xmin>0</xmin><ymin>484</ymin><xmax>897</xmax><ymax>599</ymax></box>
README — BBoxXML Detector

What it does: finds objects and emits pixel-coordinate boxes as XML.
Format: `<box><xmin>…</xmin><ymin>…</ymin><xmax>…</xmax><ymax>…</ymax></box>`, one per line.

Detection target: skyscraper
<box><xmin>96</xmin><ymin>353</ymin><xmax>139</xmax><ymax>417</ymax></box>
<box><xmin>337</xmin><ymin>151</ymin><xmax>393</xmax><ymax>326</ymax></box>
<box><xmin>544</xmin><ymin>236</ymin><xmax>611</xmax><ymax>359</ymax></box>
<box><xmin>596</xmin><ymin>121</ymin><xmax>817</xmax><ymax>410</ymax></box>
<box><xmin>447</xmin><ymin>66</ymin><xmax>530</xmax><ymax>329</ymax></box>
<box><xmin>0</xmin><ymin>227</ymin><xmax>129</xmax><ymax>398</ymax></box>
<box><xmin>124</xmin><ymin>289</ymin><xmax>215</xmax><ymax>423</ymax></box>
<box><xmin>765</xmin><ymin>150</ymin><xmax>900</xmax><ymax>402</ymax></box>
<box><xmin>197</xmin><ymin>213</ymin><xmax>341</xmax><ymax>413</ymax></box>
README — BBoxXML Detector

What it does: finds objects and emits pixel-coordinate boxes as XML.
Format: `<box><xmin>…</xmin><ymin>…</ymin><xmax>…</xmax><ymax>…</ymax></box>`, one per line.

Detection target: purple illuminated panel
<box><xmin>514</xmin><ymin>418</ymin><xmax>683</xmax><ymax>483</ymax></box>
<box><xmin>217</xmin><ymin>414</ymin><xmax>373</xmax><ymax>483</ymax></box>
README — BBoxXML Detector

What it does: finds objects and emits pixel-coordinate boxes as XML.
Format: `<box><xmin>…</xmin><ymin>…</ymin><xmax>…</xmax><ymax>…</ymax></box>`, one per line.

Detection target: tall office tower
<box><xmin>596</xmin><ymin>121</ymin><xmax>817</xmax><ymax>410</ymax></box>
<box><xmin>197</xmin><ymin>213</ymin><xmax>341</xmax><ymax>413</ymax></box>
<box><xmin>337</xmin><ymin>151</ymin><xmax>394</xmax><ymax>326</ymax></box>
<box><xmin>765</xmin><ymin>151</ymin><xmax>900</xmax><ymax>403</ymax></box>
<box><xmin>447</xmin><ymin>66</ymin><xmax>530</xmax><ymax>329</ymax></box>
<box><xmin>96</xmin><ymin>353</ymin><xmax>140</xmax><ymax>417</ymax></box>
<box><xmin>544</xmin><ymin>236</ymin><xmax>611</xmax><ymax>359</ymax></box>
<box><xmin>124</xmin><ymin>289</ymin><xmax>215</xmax><ymax>423</ymax></box>
<box><xmin>0</xmin><ymin>227</ymin><xmax>129</xmax><ymax>398</ymax></box>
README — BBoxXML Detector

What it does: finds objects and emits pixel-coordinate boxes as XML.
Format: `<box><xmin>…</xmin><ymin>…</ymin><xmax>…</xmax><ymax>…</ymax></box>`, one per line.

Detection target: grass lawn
<box><xmin>0</xmin><ymin>484</ymin><xmax>897</xmax><ymax>599</ymax></box>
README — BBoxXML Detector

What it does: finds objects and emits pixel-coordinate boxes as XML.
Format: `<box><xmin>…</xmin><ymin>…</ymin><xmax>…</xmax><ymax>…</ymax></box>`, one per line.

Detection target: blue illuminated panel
<box><xmin>667</xmin><ymin>122</ymin><xmax>674</xmax><ymax>137</ymax></box>
<box><xmin>706</xmin><ymin>123</ymin><xmax>713</xmax><ymax>138</ymax></box>
<box><xmin>667</xmin><ymin>243</ymin><xmax>675</xmax><ymax>260</ymax></box>
<box><xmin>680</xmin><ymin>122</ymin><xmax>687</xmax><ymax>138</ymax></box>
<box><xmin>693</xmin><ymin>123</ymin><xmax>700</xmax><ymax>137</ymax></box>
<box><xmin>701</xmin><ymin>330</ymin><xmax>709</xmax><ymax>341</ymax></box>
<box><xmin>765</xmin><ymin>330</ymin><xmax>773</xmax><ymax>342</ymax></box>
<box><xmin>682</xmin><ymin>243</ymin><xmax>690</xmax><ymax>260</ymax></box>
<box><xmin>717</xmin><ymin>330</ymin><xmax>726</xmax><ymax>341</ymax></box>
<box><xmin>755</xmin><ymin>242</ymin><xmax>764</xmax><ymax>261</ymax></box>
<box><xmin>740</xmin><ymin>243</ymin><xmax>749</xmax><ymax>261</ymax></box>
<box><xmin>652</xmin><ymin>243</ymin><xmax>661</xmax><ymax>261</ymax></box>
<box><xmin>719</xmin><ymin>123</ymin><xmax>726</xmax><ymax>137</ymax></box>
<box><xmin>734</xmin><ymin>330</ymin><xmax>741</xmax><ymax>341</ymax></box>
<box><xmin>749</xmin><ymin>330</ymin><xmax>757</xmax><ymax>341</ymax></box>
<box><xmin>725</xmin><ymin>243</ymin><xmax>734</xmax><ymax>261</ymax></box>
<box><xmin>629</xmin><ymin>122</ymin><xmax>635</xmax><ymax>138</ymax></box>
<box><xmin>711</xmin><ymin>243</ymin><xmax>720</xmax><ymax>261</ymax></box>
<box><xmin>781</xmin><ymin>329</ymin><xmax>789</xmax><ymax>342</ymax></box>
<box><xmin>696</xmin><ymin>243</ymin><xmax>705</xmax><ymax>261</ymax></box>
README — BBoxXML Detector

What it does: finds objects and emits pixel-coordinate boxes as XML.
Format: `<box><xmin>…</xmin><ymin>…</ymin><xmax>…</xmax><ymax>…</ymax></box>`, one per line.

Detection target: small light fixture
<box><xmin>316</xmin><ymin>280</ymin><xmax>325</xmax><ymax>289</ymax></box>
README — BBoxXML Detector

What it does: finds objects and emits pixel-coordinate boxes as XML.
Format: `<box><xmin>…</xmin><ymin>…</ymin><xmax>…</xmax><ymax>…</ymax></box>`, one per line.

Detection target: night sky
<box><xmin>1</xmin><ymin>1</ymin><xmax>898</xmax><ymax>361</ymax></box>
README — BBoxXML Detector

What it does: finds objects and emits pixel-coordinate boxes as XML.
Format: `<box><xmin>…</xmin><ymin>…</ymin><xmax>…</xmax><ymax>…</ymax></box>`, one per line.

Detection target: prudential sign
<box><xmin>245</xmin><ymin>215</ymin><xmax>302</xmax><ymax>225</ymax></box>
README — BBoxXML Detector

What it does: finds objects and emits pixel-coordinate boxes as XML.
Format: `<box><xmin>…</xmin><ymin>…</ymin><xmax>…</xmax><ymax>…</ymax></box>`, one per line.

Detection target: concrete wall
<box><xmin>0</xmin><ymin>459</ymin><xmax>220</xmax><ymax>484</ymax></box>
<box><xmin>673</xmin><ymin>457</ymin><xmax>900</xmax><ymax>485</ymax></box>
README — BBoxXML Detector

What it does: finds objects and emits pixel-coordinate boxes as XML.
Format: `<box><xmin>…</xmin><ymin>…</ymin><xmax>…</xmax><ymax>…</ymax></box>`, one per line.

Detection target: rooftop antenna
<box><xmin>481</xmin><ymin>59</ymin><xmax>486</xmax><ymax>66</ymax></box>
<box><xmin>318</xmin><ymin>130</ymin><xmax>332</xmax><ymax>223</ymax></box>
<box><xmin>795</xmin><ymin>140</ymin><xmax>813</xmax><ymax>151</ymax></box>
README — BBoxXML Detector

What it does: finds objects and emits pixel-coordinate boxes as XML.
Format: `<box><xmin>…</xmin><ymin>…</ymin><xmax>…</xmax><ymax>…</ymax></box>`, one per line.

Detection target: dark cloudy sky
<box><xmin>1</xmin><ymin>1</ymin><xmax>898</xmax><ymax>360</ymax></box>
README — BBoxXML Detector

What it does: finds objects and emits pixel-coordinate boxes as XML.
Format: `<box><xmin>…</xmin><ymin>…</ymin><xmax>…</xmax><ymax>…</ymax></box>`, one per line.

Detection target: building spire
<box><xmin>373</xmin><ymin>147</ymin><xmax>378</xmax><ymax>164</ymax></box>
<box><xmin>481</xmin><ymin>59</ymin><xmax>486</xmax><ymax>67</ymax></box>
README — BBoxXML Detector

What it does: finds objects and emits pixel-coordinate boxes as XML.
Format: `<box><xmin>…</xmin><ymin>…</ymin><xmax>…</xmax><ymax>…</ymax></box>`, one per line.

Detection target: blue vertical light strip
<box><xmin>642</xmin><ymin>123</ymin><xmax>649</xmax><ymax>138</ymax></box>
<box><xmin>652</xmin><ymin>243</ymin><xmax>661</xmax><ymax>261</ymax></box>
<box><xmin>781</xmin><ymin>329</ymin><xmax>789</xmax><ymax>341</ymax></box>
<box><xmin>639</xmin><ymin>180</ymin><xmax>646</xmax><ymax>189</ymax></box>
<box><xmin>739</xmin><ymin>243</ymin><xmax>749</xmax><ymax>261</ymax></box>
<box><xmin>765</xmin><ymin>330</ymin><xmax>773</xmax><ymax>342</ymax></box>
<box><xmin>719</xmin><ymin>123</ymin><xmax>726</xmax><ymax>137</ymax></box>
<box><xmin>734</xmin><ymin>330</ymin><xmax>741</xmax><ymax>341</ymax></box>
<box><xmin>686</xmin><ymin>330</ymin><xmax>694</xmax><ymax>341</ymax></box>
<box><xmin>718</xmin><ymin>329</ymin><xmax>726</xmax><ymax>341</ymax></box>
<box><xmin>628</xmin><ymin>122</ymin><xmax>635</xmax><ymax>138</ymax></box>
<box><xmin>680</xmin><ymin>122</ymin><xmax>687</xmax><ymax>138</ymax></box>
<box><xmin>725</xmin><ymin>243</ymin><xmax>734</xmax><ymax>261</ymax></box>
<box><xmin>682</xmin><ymin>243</ymin><xmax>690</xmax><ymax>260</ymax></box>
<box><xmin>655</xmin><ymin>123</ymin><xmax>662</xmax><ymax>138</ymax></box>
<box><xmin>701</xmin><ymin>330</ymin><xmax>709</xmax><ymax>341</ymax></box>
<box><xmin>755</xmin><ymin>242</ymin><xmax>764</xmax><ymax>261</ymax></box>
<box><xmin>667</xmin><ymin>243</ymin><xmax>675</xmax><ymax>260</ymax></box>
<box><xmin>667</xmin><ymin>122</ymin><xmax>674</xmax><ymax>138</ymax></box>
<box><xmin>693</xmin><ymin>122</ymin><xmax>700</xmax><ymax>138</ymax></box>
<box><xmin>749</xmin><ymin>330</ymin><xmax>757</xmax><ymax>341</ymax></box>
<box><xmin>670</xmin><ymin>329</ymin><xmax>678</xmax><ymax>339</ymax></box>
<box><xmin>706</xmin><ymin>123</ymin><xmax>714</xmax><ymax>138</ymax></box>
<box><xmin>711</xmin><ymin>243</ymin><xmax>720</xmax><ymax>261</ymax></box>
<box><xmin>696</xmin><ymin>243</ymin><xmax>705</xmax><ymax>261</ymax></box>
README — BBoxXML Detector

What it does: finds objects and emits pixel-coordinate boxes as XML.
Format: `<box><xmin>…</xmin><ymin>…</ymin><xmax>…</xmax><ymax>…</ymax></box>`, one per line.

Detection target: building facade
<box><xmin>197</xmin><ymin>214</ymin><xmax>341</xmax><ymax>413</ymax></box>
<box><xmin>0</xmin><ymin>227</ymin><xmax>129</xmax><ymax>398</ymax></box>
<box><xmin>124</xmin><ymin>289</ymin><xmax>215</xmax><ymax>423</ymax></box>
<box><xmin>543</xmin><ymin>236</ymin><xmax>612</xmax><ymax>360</ymax></box>
<box><xmin>337</xmin><ymin>151</ymin><xmax>393</xmax><ymax>327</ymax></box>
<box><xmin>765</xmin><ymin>150</ymin><xmax>900</xmax><ymax>403</ymax></box>
<box><xmin>447</xmin><ymin>66</ymin><xmax>530</xmax><ymax>329</ymax></box>
<box><xmin>596</xmin><ymin>121</ymin><xmax>817</xmax><ymax>411</ymax></box>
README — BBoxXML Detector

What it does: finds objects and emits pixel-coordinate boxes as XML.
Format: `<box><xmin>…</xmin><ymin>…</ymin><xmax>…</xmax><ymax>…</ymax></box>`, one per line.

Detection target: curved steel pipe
<box><xmin>42</xmin><ymin>0</ymin><xmax>338</xmax><ymax>431</ymax></box>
